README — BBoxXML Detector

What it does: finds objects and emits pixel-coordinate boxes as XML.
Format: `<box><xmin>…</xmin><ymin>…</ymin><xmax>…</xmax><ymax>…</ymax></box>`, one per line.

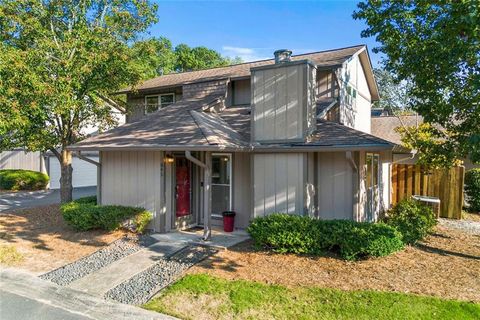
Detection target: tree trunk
<box><xmin>60</xmin><ymin>149</ymin><xmax>73</xmax><ymax>203</ymax></box>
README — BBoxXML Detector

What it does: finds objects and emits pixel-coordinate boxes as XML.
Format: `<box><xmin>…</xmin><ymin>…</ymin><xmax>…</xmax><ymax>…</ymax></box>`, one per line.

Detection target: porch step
<box><xmin>67</xmin><ymin>241</ymin><xmax>187</xmax><ymax>297</ymax></box>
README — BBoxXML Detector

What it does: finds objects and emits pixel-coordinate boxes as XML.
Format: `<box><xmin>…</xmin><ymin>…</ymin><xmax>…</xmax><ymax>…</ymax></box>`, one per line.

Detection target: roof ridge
<box><xmin>137</xmin><ymin>44</ymin><xmax>366</xmax><ymax>81</ymax></box>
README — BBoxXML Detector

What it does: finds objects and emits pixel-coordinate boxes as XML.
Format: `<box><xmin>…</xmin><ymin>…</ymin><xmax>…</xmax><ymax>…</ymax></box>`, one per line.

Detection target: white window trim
<box><xmin>211</xmin><ymin>153</ymin><xmax>233</xmax><ymax>215</ymax></box>
<box><xmin>144</xmin><ymin>93</ymin><xmax>175</xmax><ymax>114</ymax></box>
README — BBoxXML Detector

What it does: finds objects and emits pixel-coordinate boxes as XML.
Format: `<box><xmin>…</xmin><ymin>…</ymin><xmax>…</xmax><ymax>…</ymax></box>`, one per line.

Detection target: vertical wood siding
<box><xmin>317</xmin><ymin>152</ymin><xmax>354</xmax><ymax>220</ymax></box>
<box><xmin>253</xmin><ymin>153</ymin><xmax>306</xmax><ymax>217</ymax></box>
<box><xmin>101</xmin><ymin>151</ymin><xmax>164</xmax><ymax>232</ymax></box>
<box><xmin>252</xmin><ymin>62</ymin><xmax>315</xmax><ymax>142</ymax></box>
<box><xmin>232</xmin><ymin>152</ymin><xmax>252</xmax><ymax>228</ymax></box>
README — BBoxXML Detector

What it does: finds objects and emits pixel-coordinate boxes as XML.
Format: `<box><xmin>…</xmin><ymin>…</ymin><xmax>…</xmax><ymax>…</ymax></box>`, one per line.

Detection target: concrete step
<box><xmin>67</xmin><ymin>242</ymin><xmax>186</xmax><ymax>297</ymax></box>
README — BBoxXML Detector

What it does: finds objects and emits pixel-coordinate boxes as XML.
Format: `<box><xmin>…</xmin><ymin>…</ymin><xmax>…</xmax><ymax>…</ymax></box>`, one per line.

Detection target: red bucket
<box><xmin>222</xmin><ymin>211</ymin><xmax>236</xmax><ymax>232</ymax></box>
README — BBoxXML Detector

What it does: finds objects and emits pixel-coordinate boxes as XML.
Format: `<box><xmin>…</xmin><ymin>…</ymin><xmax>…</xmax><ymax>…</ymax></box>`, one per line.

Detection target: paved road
<box><xmin>0</xmin><ymin>186</ymin><xmax>96</xmax><ymax>212</ymax></box>
<box><xmin>0</xmin><ymin>269</ymin><xmax>175</xmax><ymax>320</ymax></box>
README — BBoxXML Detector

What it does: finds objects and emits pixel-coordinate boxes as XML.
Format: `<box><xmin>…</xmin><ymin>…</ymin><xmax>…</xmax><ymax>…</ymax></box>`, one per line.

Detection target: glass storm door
<box><xmin>175</xmin><ymin>157</ymin><xmax>191</xmax><ymax>218</ymax></box>
<box><xmin>366</xmin><ymin>153</ymin><xmax>380</xmax><ymax>222</ymax></box>
<box><xmin>211</xmin><ymin>154</ymin><xmax>232</xmax><ymax>215</ymax></box>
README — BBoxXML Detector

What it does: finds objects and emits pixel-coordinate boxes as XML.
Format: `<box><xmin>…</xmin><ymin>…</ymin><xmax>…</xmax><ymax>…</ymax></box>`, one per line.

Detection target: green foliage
<box><xmin>61</xmin><ymin>197</ymin><xmax>151</xmax><ymax>233</ymax></box>
<box><xmin>0</xmin><ymin>169</ymin><xmax>49</xmax><ymax>191</ymax></box>
<box><xmin>373</xmin><ymin>68</ymin><xmax>413</xmax><ymax>114</ymax></box>
<box><xmin>386</xmin><ymin>198</ymin><xmax>437</xmax><ymax>245</ymax></box>
<box><xmin>144</xmin><ymin>274</ymin><xmax>480</xmax><ymax>320</ymax></box>
<box><xmin>247</xmin><ymin>214</ymin><xmax>404</xmax><ymax>261</ymax></box>
<box><xmin>465</xmin><ymin>168</ymin><xmax>480</xmax><ymax>212</ymax></box>
<box><xmin>354</xmin><ymin>1</ymin><xmax>480</xmax><ymax>165</ymax></box>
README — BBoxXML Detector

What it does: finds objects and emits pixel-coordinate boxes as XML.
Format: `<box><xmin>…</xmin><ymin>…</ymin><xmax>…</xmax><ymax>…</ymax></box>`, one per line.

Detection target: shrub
<box><xmin>61</xmin><ymin>197</ymin><xmax>152</xmax><ymax>233</ymax></box>
<box><xmin>386</xmin><ymin>198</ymin><xmax>437</xmax><ymax>245</ymax></box>
<box><xmin>0</xmin><ymin>169</ymin><xmax>49</xmax><ymax>191</ymax></box>
<box><xmin>247</xmin><ymin>214</ymin><xmax>404</xmax><ymax>261</ymax></box>
<box><xmin>465</xmin><ymin>168</ymin><xmax>480</xmax><ymax>213</ymax></box>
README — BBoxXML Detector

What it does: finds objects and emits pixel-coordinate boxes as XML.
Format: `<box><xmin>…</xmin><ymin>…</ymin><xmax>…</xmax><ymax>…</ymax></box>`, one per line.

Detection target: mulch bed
<box><xmin>0</xmin><ymin>204</ymin><xmax>127</xmax><ymax>274</ymax></box>
<box><xmin>190</xmin><ymin>224</ymin><xmax>480</xmax><ymax>303</ymax></box>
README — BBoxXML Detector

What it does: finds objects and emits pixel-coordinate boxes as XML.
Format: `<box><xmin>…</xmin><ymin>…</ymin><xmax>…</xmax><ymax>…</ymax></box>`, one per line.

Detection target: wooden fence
<box><xmin>391</xmin><ymin>164</ymin><xmax>465</xmax><ymax>219</ymax></box>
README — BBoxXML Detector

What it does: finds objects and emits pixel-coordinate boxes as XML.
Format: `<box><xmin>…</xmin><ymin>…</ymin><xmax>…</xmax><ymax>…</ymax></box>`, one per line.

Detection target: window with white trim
<box><xmin>211</xmin><ymin>154</ymin><xmax>232</xmax><ymax>215</ymax></box>
<box><xmin>144</xmin><ymin>93</ymin><xmax>175</xmax><ymax>114</ymax></box>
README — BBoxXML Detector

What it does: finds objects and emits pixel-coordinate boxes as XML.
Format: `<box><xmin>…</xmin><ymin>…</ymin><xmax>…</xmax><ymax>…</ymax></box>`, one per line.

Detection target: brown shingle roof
<box><xmin>371</xmin><ymin>115</ymin><xmax>423</xmax><ymax>145</ymax></box>
<box><xmin>119</xmin><ymin>45</ymin><xmax>366</xmax><ymax>93</ymax></box>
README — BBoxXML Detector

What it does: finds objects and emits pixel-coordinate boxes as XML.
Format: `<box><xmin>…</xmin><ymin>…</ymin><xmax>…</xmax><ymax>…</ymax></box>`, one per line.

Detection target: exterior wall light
<box><xmin>164</xmin><ymin>155</ymin><xmax>174</xmax><ymax>164</ymax></box>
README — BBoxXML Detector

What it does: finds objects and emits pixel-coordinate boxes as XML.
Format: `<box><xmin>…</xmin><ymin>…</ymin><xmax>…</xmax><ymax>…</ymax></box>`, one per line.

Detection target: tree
<box><xmin>354</xmin><ymin>1</ymin><xmax>480</xmax><ymax>166</ymax></box>
<box><xmin>0</xmin><ymin>0</ymin><xmax>158</xmax><ymax>202</ymax></box>
<box><xmin>174</xmin><ymin>44</ymin><xmax>233</xmax><ymax>72</ymax></box>
<box><xmin>373</xmin><ymin>68</ymin><xmax>413</xmax><ymax>114</ymax></box>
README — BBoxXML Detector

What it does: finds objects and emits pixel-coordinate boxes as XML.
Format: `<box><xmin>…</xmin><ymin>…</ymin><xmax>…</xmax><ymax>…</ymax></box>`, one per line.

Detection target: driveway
<box><xmin>0</xmin><ymin>268</ymin><xmax>175</xmax><ymax>320</ymax></box>
<box><xmin>0</xmin><ymin>186</ymin><xmax>96</xmax><ymax>212</ymax></box>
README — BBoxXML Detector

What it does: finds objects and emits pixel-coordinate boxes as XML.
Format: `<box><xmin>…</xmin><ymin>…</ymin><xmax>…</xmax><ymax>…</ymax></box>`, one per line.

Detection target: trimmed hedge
<box><xmin>0</xmin><ymin>169</ymin><xmax>49</xmax><ymax>191</ymax></box>
<box><xmin>61</xmin><ymin>196</ymin><xmax>152</xmax><ymax>233</ymax></box>
<box><xmin>247</xmin><ymin>214</ymin><xmax>404</xmax><ymax>261</ymax></box>
<box><xmin>465</xmin><ymin>168</ymin><xmax>480</xmax><ymax>212</ymax></box>
<box><xmin>385</xmin><ymin>198</ymin><xmax>437</xmax><ymax>245</ymax></box>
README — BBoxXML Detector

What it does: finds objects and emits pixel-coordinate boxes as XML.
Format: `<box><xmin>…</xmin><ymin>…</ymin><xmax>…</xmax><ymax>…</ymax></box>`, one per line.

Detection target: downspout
<box><xmin>185</xmin><ymin>150</ymin><xmax>212</xmax><ymax>241</ymax></box>
<box><xmin>346</xmin><ymin>151</ymin><xmax>359</xmax><ymax>221</ymax></box>
<box><xmin>76</xmin><ymin>151</ymin><xmax>102</xmax><ymax>204</ymax></box>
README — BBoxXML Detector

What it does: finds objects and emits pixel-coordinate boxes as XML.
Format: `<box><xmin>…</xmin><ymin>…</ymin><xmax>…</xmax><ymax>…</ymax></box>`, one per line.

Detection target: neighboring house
<box><xmin>0</xmin><ymin>107</ymin><xmax>124</xmax><ymax>189</ymax></box>
<box><xmin>371</xmin><ymin>115</ymin><xmax>479</xmax><ymax>171</ymax></box>
<box><xmin>69</xmin><ymin>45</ymin><xmax>398</xmax><ymax>237</ymax></box>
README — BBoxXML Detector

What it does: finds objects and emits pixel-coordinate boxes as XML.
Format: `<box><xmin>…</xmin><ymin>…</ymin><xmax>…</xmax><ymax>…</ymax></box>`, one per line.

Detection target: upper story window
<box><xmin>145</xmin><ymin>93</ymin><xmax>175</xmax><ymax>114</ymax></box>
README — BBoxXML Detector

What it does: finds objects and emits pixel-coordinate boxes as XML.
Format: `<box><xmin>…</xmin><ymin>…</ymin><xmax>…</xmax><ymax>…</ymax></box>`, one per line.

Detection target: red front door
<box><xmin>175</xmin><ymin>157</ymin><xmax>191</xmax><ymax>217</ymax></box>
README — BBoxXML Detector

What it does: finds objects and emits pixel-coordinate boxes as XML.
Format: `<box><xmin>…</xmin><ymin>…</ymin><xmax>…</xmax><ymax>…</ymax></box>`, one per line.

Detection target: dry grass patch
<box><xmin>0</xmin><ymin>204</ymin><xmax>127</xmax><ymax>274</ymax></box>
<box><xmin>190</xmin><ymin>225</ymin><xmax>480</xmax><ymax>302</ymax></box>
<box><xmin>0</xmin><ymin>244</ymin><xmax>23</xmax><ymax>266</ymax></box>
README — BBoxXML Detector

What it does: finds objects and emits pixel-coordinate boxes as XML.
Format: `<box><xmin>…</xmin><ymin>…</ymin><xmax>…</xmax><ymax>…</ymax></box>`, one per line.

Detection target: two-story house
<box><xmin>69</xmin><ymin>45</ymin><xmax>397</xmax><ymax>239</ymax></box>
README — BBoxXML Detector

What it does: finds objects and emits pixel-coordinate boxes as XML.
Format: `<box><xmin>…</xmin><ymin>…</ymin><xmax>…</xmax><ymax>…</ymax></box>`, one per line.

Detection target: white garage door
<box><xmin>49</xmin><ymin>156</ymin><xmax>98</xmax><ymax>189</ymax></box>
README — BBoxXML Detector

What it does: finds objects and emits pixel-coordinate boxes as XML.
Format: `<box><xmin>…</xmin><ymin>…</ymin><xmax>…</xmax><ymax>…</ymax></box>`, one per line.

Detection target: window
<box><xmin>144</xmin><ymin>93</ymin><xmax>175</xmax><ymax>114</ymax></box>
<box><xmin>366</xmin><ymin>153</ymin><xmax>380</xmax><ymax>188</ymax></box>
<box><xmin>211</xmin><ymin>154</ymin><xmax>232</xmax><ymax>215</ymax></box>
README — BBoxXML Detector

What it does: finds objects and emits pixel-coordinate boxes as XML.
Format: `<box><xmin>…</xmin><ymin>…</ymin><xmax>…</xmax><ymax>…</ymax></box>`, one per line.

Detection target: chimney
<box><xmin>274</xmin><ymin>49</ymin><xmax>292</xmax><ymax>64</ymax></box>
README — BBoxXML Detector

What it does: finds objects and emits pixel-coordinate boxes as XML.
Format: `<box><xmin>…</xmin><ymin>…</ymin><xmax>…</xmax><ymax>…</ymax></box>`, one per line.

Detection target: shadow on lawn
<box><xmin>0</xmin><ymin>205</ymin><xmax>113</xmax><ymax>251</ymax></box>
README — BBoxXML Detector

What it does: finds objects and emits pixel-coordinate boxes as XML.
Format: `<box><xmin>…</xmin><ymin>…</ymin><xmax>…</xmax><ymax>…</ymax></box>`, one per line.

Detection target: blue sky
<box><xmin>149</xmin><ymin>0</ymin><xmax>382</xmax><ymax>66</ymax></box>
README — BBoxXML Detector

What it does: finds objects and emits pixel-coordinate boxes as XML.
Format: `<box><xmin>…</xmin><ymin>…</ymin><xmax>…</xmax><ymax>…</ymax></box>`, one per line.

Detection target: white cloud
<box><xmin>222</xmin><ymin>46</ymin><xmax>270</xmax><ymax>62</ymax></box>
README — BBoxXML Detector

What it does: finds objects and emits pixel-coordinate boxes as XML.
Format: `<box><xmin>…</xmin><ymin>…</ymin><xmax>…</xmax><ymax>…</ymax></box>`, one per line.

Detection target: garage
<box><xmin>48</xmin><ymin>155</ymin><xmax>98</xmax><ymax>189</ymax></box>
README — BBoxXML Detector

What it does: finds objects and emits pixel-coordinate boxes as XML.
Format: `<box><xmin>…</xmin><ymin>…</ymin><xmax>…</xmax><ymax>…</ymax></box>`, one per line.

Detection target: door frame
<box><xmin>211</xmin><ymin>153</ymin><xmax>233</xmax><ymax>217</ymax></box>
<box><xmin>172</xmin><ymin>154</ymin><xmax>198</xmax><ymax>230</ymax></box>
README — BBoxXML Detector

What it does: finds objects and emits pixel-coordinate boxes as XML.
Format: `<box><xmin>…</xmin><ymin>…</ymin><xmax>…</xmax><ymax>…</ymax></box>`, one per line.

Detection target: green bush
<box><xmin>0</xmin><ymin>169</ymin><xmax>49</xmax><ymax>191</ymax></box>
<box><xmin>61</xmin><ymin>197</ymin><xmax>152</xmax><ymax>233</ymax></box>
<box><xmin>386</xmin><ymin>198</ymin><xmax>437</xmax><ymax>245</ymax></box>
<box><xmin>247</xmin><ymin>214</ymin><xmax>404</xmax><ymax>261</ymax></box>
<box><xmin>465</xmin><ymin>168</ymin><xmax>480</xmax><ymax>212</ymax></box>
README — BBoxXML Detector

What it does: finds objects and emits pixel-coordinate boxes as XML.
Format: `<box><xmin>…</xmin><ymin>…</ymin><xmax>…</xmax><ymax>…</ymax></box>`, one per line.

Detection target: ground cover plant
<box><xmin>61</xmin><ymin>196</ymin><xmax>152</xmax><ymax>233</ymax></box>
<box><xmin>247</xmin><ymin>214</ymin><xmax>404</xmax><ymax>261</ymax></box>
<box><xmin>143</xmin><ymin>274</ymin><xmax>480</xmax><ymax>320</ymax></box>
<box><xmin>0</xmin><ymin>169</ymin><xmax>49</xmax><ymax>191</ymax></box>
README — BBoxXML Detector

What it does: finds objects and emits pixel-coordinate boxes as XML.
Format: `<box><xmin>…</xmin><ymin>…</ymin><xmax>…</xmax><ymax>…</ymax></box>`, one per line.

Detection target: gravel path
<box><xmin>40</xmin><ymin>236</ymin><xmax>155</xmax><ymax>286</ymax></box>
<box><xmin>104</xmin><ymin>245</ymin><xmax>217</xmax><ymax>305</ymax></box>
<box><xmin>439</xmin><ymin>218</ymin><xmax>480</xmax><ymax>235</ymax></box>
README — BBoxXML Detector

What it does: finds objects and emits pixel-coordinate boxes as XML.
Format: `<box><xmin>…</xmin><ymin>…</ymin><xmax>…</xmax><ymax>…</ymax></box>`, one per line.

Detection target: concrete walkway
<box><xmin>0</xmin><ymin>268</ymin><xmax>175</xmax><ymax>320</ymax></box>
<box><xmin>0</xmin><ymin>186</ymin><xmax>96</xmax><ymax>212</ymax></box>
<box><xmin>66</xmin><ymin>229</ymin><xmax>249</xmax><ymax>299</ymax></box>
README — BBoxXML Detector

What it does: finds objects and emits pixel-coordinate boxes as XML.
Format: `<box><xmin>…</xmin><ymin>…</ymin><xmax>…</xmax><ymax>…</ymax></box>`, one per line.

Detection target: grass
<box><xmin>0</xmin><ymin>245</ymin><xmax>23</xmax><ymax>266</ymax></box>
<box><xmin>143</xmin><ymin>274</ymin><xmax>480</xmax><ymax>320</ymax></box>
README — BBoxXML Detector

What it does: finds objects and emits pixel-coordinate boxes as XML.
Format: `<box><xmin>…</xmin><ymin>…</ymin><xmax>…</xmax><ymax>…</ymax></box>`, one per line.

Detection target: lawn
<box><xmin>144</xmin><ymin>274</ymin><xmax>480</xmax><ymax>320</ymax></box>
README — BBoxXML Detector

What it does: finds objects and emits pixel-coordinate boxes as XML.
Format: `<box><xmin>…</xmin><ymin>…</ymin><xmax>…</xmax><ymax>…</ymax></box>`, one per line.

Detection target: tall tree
<box><xmin>354</xmin><ymin>1</ymin><xmax>480</xmax><ymax>166</ymax></box>
<box><xmin>174</xmin><ymin>44</ymin><xmax>233</xmax><ymax>72</ymax></box>
<box><xmin>0</xmin><ymin>0</ymin><xmax>158</xmax><ymax>202</ymax></box>
<box><xmin>373</xmin><ymin>68</ymin><xmax>413</xmax><ymax>114</ymax></box>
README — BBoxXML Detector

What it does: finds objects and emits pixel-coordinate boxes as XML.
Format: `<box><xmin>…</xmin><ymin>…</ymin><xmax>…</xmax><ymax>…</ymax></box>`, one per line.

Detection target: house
<box><xmin>0</xmin><ymin>107</ymin><xmax>125</xmax><ymax>189</ymax></box>
<box><xmin>371</xmin><ymin>115</ymin><xmax>479</xmax><ymax>171</ymax></box>
<box><xmin>69</xmin><ymin>45</ymin><xmax>398</xmax><ymax>239</ymax></box>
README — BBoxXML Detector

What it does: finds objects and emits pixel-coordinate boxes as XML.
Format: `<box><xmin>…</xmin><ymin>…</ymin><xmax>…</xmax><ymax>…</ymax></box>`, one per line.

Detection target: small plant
<box><xmin>247</xmin><ymin>214</ymin><xmax>404</xmax><ymax>261</ymax></box>
<box><xmin>0</xmin><ymin>169</ymin><xmax>49</xmax><ymax>191</ymax></box>
<box><xmin>386</xmin><ymin>198</ymin><xmax>437</xmax><ymax>245</ymax></box>
<box><xmin>61</xmin><ymin>196</ymin><xmax>152</xmax><ymax>233</ymax></box>
<box><xmin>0</xmin><ymin>245</ymin><xmax>24</xmax><ymax>266</ymax></box>
<box><xmin>465</xmin><ymin>168</ymin><xmax>480</xmax><ymax>213</ymax></box>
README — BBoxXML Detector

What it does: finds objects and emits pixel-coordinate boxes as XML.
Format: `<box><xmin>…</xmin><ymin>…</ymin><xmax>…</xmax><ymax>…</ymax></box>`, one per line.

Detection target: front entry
<box><xmin>175</xmin><ymin>156</ymin><xmax>195</xmax><ymax>229</ymax></box>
